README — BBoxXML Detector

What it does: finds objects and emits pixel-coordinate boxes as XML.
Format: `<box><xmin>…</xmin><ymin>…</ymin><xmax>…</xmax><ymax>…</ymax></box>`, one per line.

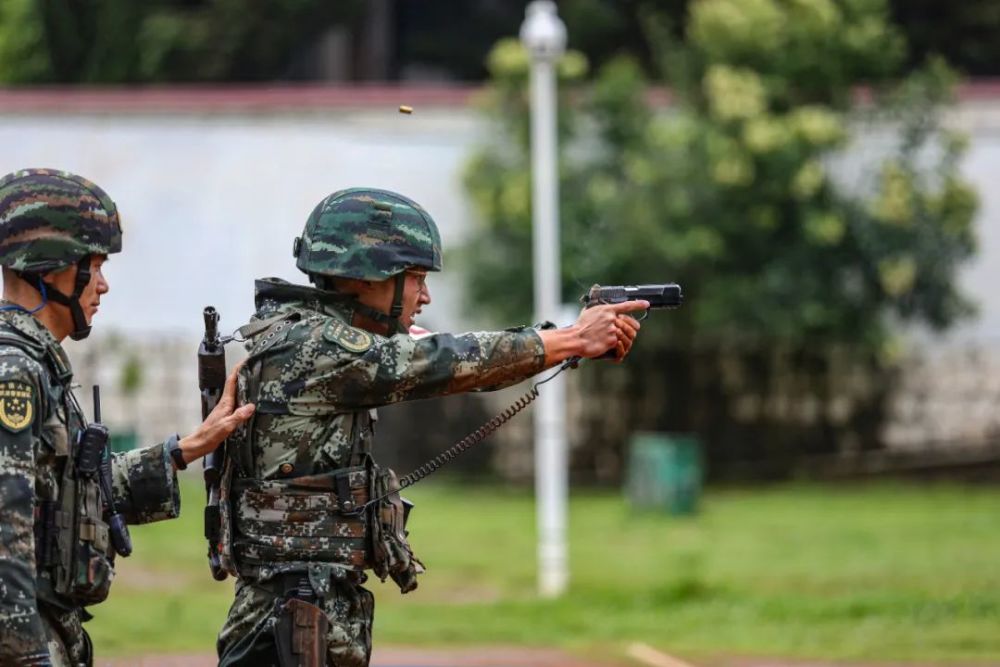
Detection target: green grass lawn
<box><xmin>88</xmin><ymin>477</ymin><xmax>1000</xmax><ymax>663</ymax></box>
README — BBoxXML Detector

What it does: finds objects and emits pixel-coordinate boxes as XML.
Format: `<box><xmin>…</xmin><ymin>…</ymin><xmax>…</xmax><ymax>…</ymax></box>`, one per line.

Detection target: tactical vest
<box><xmin>0</xmin><ymin>327</ymin><xmax>116</xmax><ymax>608</ymax></box>
<box><xmin>219</xmin><ymin>312</ymin><xmax>372</xmax><ymax>580</ymax></box>
<box><xmin>219</xmin><ymin>310</ymin><xmax>423</xmax><ymax>593</ymax></box>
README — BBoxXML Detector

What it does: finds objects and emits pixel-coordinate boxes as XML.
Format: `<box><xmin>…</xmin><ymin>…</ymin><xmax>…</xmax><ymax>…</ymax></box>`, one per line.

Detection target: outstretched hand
<box><xmin>177</xmin><ymin>362</ymin><xmax>256</xmax><ymax>466</ymax></box>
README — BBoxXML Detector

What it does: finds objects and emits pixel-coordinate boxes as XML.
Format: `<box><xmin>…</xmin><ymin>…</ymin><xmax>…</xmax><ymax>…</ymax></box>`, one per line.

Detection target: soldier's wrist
<box><xmin>538</xmin><ymin>326</ymin><xmax>585</xmax><ymax>366</ymax></box>
<box><xmin>175</xmin><ymin>433</ymin><xmax>208</xmax><ymax>467</ymax></box>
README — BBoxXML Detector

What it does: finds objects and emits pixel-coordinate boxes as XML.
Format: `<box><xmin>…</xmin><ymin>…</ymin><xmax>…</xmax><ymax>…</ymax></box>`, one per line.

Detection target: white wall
<box><xmin>950</xmin><ymin>100</ymin><xmax>1000</xmax><ymax>342</ymax></box>
<box><xmin>0</xmin><ymin>107</ymin><xmax>484</xmax><ymax>339</ymax></box>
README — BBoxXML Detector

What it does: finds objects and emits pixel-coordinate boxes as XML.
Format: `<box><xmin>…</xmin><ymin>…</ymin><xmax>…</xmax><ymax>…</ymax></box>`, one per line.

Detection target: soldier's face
<box><xmin>45</xmin><ymin>254</ymin><xmax>109</xmax><ymax>325</ymax></box>
<box><xmin>80</xmin><ymin>255</ymin><xmax>110</xmax><ymax>323</ymax></box>
<box><xmin>358</xmin><ymin>268</ymin><xmax>431</xmax><ymax>331</ymax></box>
<box><xmin>401</xmin><ymin>269</ymin><xmax>431</xmax><ymax>328</ymax></box>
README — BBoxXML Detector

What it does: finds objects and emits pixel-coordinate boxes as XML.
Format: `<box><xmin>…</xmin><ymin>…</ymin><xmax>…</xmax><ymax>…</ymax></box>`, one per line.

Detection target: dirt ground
<box><xmin>94</xmin><ymin>648</ymin><xmax>999</xmax><ymax>667</ymax></box>
<box><xmin>96</xmin><ymin>646</ymin><xmax>620</xmax><ymax>666</ymax></box>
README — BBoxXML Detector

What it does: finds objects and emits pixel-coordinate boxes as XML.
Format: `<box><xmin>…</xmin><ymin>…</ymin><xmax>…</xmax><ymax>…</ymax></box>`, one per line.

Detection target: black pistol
<box><xmin>579</xmin><ymin>283</ymin><xmax>683</xmax><ymax>360</ymax></box>
<box><xmin>199</xmin><ymin>306</ymin><xmax>229</xmax><ymax>581</ymax></box>
<box><xmin>78</xmin><ymin>385</ymin><xmax>132</xmax><ymax>557</ymax></box>
<box><xmin>580</xmin><ymin>283</ymin><xmax>683</xmax><ymax>314</ymax></box>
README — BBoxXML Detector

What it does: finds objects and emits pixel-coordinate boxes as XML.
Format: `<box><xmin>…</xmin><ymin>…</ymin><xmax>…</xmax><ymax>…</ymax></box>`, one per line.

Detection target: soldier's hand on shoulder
<box><xmin>177</xmin><ymin>362</ymin><xmax>255</xmax><ymax>464</ymax></box>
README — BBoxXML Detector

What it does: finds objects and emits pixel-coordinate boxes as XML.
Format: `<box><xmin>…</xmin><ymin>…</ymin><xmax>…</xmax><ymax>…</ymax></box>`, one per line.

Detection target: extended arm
<box><xmin>277</xmin><ymin>301</ymin><xmax>648</xmax><ymax>410</ymax></box>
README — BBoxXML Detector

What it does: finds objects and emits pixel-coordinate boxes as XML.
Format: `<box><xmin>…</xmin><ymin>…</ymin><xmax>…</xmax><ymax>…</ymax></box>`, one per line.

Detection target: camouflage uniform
<box><xmin>0</xmin><ymin>169</ymin><xmax>182</xmax><ymax>666</ymax></box>
<box><xmin>0</xmin><ymin>306</ymin><xmax>181</xmax><ymax>666</ymax></box>
<box><xmin>216</xmin><ymin>190</ymin><xmax>548</xmax><ymax>667</ymax></box>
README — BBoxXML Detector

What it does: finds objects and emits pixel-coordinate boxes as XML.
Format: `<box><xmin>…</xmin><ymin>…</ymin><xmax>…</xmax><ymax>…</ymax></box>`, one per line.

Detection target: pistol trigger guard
<box><xmin>635</xmin><ymin>309</ymin><xmax>649</xmax><ymax>322</ymax></box>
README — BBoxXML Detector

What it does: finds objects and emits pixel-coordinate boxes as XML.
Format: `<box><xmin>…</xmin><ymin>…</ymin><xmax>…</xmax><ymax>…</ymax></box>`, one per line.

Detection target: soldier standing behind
<box><xmin>0</xmin><ymin>168</ymin><xmax>255</xmax><ymax>666</ymax></box>
<box><xmin>216</xmin><ymin>187</ymin><xmax>645</xmax><ymax>667</ymax></box>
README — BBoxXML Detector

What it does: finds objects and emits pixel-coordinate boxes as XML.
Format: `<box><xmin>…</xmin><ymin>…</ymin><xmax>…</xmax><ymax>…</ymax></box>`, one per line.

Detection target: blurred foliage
<box><xmin>3</xmin><ymin>0</ymin><xmax>998</xmax><ymax>84</ymax></box>
<box><xmin>465</xmin><ymin>0</ymin><xmax>977</xmax><ymax>347</ymax></box>
<box><xmin>0</xmin><ymin>0</ymin><xmax>363</xmax><ymax>83</ymax></box>
<box><xmin>890</xmin><ymin>0</ymin><xmax>1000</xmax><ymax>77</ymax></box>
<box><xmin>395</xmin><ymin>0</ymin><xmax>688</xmax><ymax>81</ymax></box>
<box><xmin>462</xmin><ymin>0</ymin><xmax>978</xmax><ymax>478</ymax></box>
<box><xmin>119</xmin><ymin>353</ymin><xmax>143</xmax><ymax>396</ymax></box>
<box><xmin>398</xmin><ymin>0</ymin><xmax>1000</xmax><ymax>81</ymax></box>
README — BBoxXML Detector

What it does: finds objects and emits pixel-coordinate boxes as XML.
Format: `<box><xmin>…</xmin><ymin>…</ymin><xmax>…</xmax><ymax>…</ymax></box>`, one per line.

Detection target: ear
<box><xmin>331</xmin><ymin>277</ymin><xmax>370</xmax><ymax>296</ymax></box>
<box><xmin>41</xmin><ymin>265</ymin><xmax>72</xmax><ymax>286</ymax></box>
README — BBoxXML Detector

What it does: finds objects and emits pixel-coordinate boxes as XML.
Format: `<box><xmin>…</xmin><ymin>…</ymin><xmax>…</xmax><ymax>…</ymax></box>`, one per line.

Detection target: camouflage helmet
<box><xmin>0</xmin><ymin>168</ymin><xmax>123</xmax><ymax>274</ymax></box>
<box><xmin>294</xmin><ymin>187</ymin><xmax>442</xmax><ymax>281</ymax></box>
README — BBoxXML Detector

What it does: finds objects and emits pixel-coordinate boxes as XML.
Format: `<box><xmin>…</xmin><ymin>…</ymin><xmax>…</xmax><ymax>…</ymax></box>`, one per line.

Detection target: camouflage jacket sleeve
<box><xmin>0</xmin><ymin>352</ymin><xmax>51</xmax><ymax>662</ymax></box>
<box><xmin>292</xmin><ymin>323</ymin><xmax>546</xmax><ymax>410</ymax></box>
<box><xmin>110</xmin><ymin>440</ymin><xmax>180</xmax><ymax>525</ymax></box>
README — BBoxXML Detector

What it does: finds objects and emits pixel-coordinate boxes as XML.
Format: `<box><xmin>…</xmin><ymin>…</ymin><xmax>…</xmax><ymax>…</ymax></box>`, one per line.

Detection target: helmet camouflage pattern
<box><xmin>0</xmin><ymin>168</ymin><xmax>123</xmax><ymax>274</ymax></box>
<box><xmin>295</xmin><ymin>187</ymin><xmax>442</xmax><ymax>281</ymax></box>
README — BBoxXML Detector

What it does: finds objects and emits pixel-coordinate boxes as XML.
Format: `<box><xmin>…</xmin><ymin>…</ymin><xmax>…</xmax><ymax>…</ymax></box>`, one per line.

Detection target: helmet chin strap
<box><xmin>316</xmin><ymin>273</ymin><xmax>408</xmax><ymax>336</ymax></box>
<box><xmin>23</xmin><ymin>256</ymin><xmax>93</xmax><ymax>340</ymax></box>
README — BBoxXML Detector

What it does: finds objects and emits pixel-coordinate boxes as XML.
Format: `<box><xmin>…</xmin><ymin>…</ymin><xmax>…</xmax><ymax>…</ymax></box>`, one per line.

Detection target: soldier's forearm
<box><xmin>110</xmin><ymin>441</ymin><xmax>180</xmax><ymax>524</ymax></box>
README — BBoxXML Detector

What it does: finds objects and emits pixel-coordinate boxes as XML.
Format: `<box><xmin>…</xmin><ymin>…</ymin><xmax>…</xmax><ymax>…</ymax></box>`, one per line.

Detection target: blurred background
<box><xmin>2</xmin><ymin>0</ymin><xmax>999</xmax><ymax>664</ymax></box>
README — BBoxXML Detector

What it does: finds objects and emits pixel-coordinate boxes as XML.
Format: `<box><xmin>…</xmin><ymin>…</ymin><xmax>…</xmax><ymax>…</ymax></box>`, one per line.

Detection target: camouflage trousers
<box><xmin>41</xmin><ymin>604</ymin><xmax>92</xmax><ymax>667</ymax></box>
<box><xmin>217</xmin><ymin>574</ymin><xmax>374</xmax><ymax>667</ymax></box>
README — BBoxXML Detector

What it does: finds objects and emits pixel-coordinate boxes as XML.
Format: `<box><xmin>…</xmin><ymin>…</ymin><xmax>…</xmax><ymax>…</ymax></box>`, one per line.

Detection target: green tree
<box><xmin>462</xmin><ymin>0</ymin><xmax>977</xmax><ymax>479</ymax></box>
<box><xmin>0</xmin><ymin>0</ymin><xmax>49</xmax><ymax>82</ymax></box>
<box><xmin>0</xmin><ymin>0</ymin><xmax>362</xmax><ymax>83</ymax></box>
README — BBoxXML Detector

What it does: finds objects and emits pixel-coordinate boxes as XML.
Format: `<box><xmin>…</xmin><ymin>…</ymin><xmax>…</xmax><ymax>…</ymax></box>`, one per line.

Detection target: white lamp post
<box><xmin>520</xmin><ymin>0</ymin><xmax>568</xmax><ymax>598</ymax></box>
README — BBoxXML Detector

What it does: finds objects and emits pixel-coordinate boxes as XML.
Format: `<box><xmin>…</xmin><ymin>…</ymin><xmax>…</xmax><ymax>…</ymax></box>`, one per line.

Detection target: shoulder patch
<box><xmin>0</xmin><ymin>380</ymin><xmax>34</xmax><ymax>432</ymax></box>
<box><xmin>323</xmin><ymin>319</ymin><xmax>373</xmax><ymax>353</ymax></box>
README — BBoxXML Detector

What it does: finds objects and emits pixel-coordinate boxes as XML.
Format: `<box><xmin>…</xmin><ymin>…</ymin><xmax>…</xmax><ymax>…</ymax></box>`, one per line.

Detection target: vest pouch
<box><xmin>231</xmin><ymin>469</ymin><xmax>370</xmax><ymax>572</ymax></box>
<box><xmin>53</xmin><ymin>461</ymin><xmax>114</xmax><ymax>605</ymax></box>
<box><xmin>70</xmin><ymin>478</ymin><xmax>115</xmax><ymax>604</ymax></box>
<box><xmin>367</xmin><ymin>465</ymin><xmax>423</xmax><ymax>594</ymax></box>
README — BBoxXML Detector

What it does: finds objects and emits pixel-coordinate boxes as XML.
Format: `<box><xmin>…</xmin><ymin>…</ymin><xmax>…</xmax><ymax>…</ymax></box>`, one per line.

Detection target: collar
<box><xmin>0</xmin><ymin>300</ymin><xmax>74</xmax><ymax>382</ymax></box>
<box><xmin>0</xmin><ymin>300</ymin><xmax>60</xmax><ymax>348</ymax></box>
<box><xmin>253</xmin><ymin>277</ymin><xmax>355</xmax><ymax>320</ymax></box>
